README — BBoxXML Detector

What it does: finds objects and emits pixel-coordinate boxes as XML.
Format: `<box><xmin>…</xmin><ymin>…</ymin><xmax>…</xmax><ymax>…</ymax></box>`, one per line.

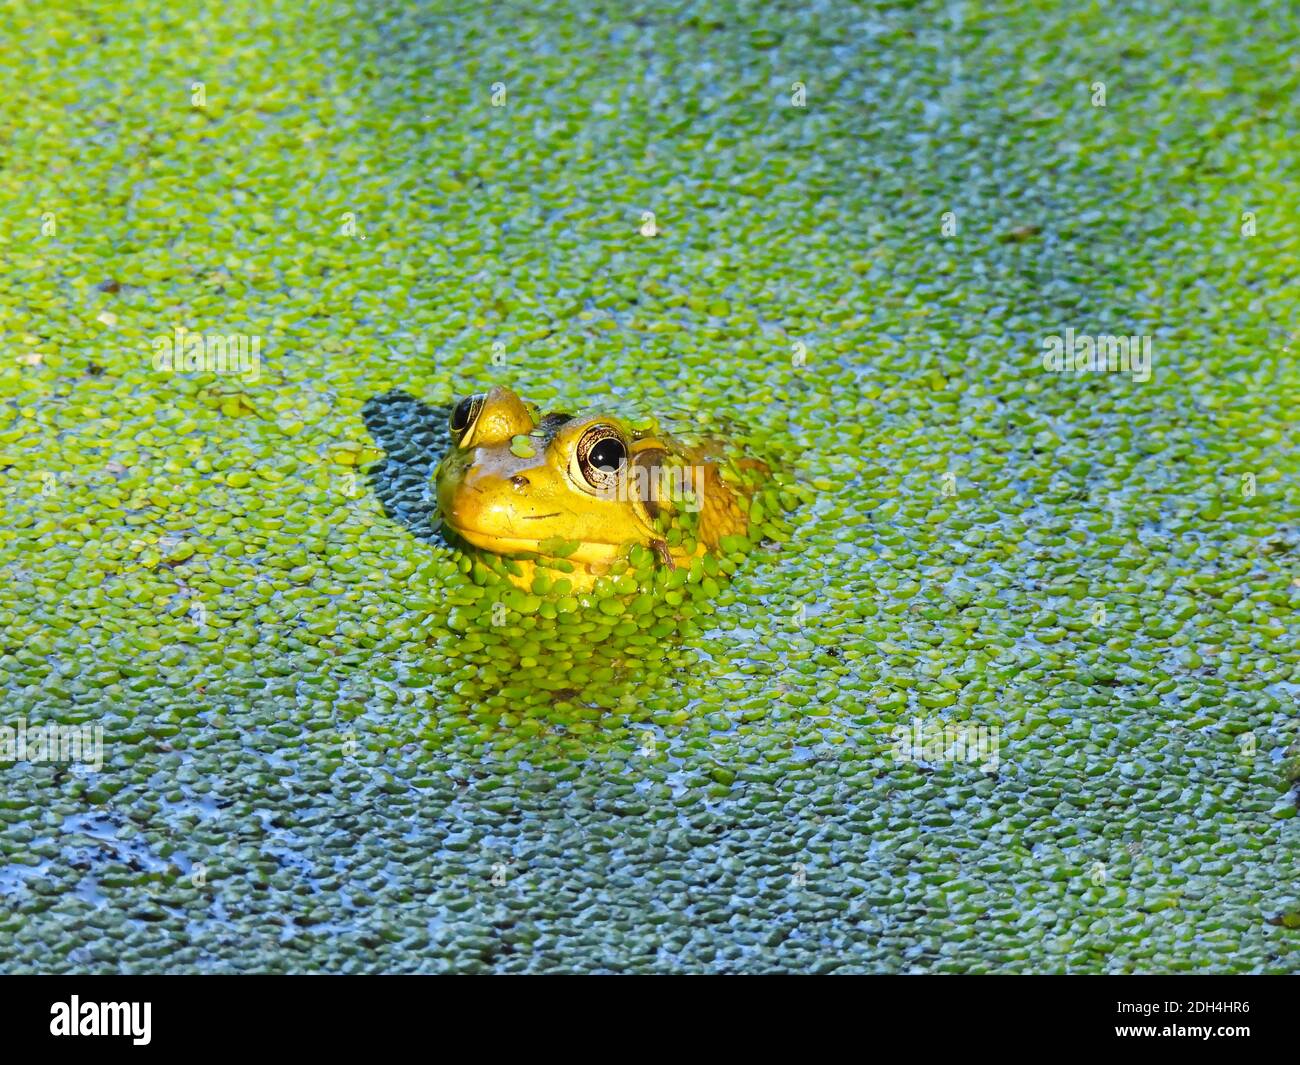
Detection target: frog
<box><xmin>434</xmin><ymin>385</ymin><xmax>776</xmax><ymax>591</ymax></box>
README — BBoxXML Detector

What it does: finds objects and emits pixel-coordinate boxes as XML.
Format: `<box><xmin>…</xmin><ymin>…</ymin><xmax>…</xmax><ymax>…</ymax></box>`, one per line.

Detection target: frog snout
<box><xmin>439</xmin><ymin>472</ymin><xmax>530</xmax><ymax>535</ymax></box>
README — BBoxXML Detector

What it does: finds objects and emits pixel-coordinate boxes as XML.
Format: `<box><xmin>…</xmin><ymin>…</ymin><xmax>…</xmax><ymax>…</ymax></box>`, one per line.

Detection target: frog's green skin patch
<box><xmin>0</xmin><ymin>1</ymin><xmax>1297</xmax><ymax>975</ymax></box>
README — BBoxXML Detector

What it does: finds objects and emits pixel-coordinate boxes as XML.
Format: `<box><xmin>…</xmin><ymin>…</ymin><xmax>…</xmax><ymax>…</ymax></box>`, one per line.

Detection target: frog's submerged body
<box><xmin>434</xmin><ymin>386</ymin><xmax>772</xmax><ymax>590</ymax></box>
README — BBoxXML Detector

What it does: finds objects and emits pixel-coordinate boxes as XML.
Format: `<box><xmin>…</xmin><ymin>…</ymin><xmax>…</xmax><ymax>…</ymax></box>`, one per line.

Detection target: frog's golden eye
<box><xmin>574</xmin><ymin>425</ymin><xmax>627</xmax><ymax>491</ymax></box>
<box><xmin>450</xmin><ymin>394</ymin><xmax>485</xmax><ymax>442</ymax></box>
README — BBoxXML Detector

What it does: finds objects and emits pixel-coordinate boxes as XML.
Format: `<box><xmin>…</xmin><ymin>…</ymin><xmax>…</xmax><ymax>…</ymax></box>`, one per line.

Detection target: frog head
<box><xmin>434</xmin><ymin>386</ymin><xmax>680</xmax><ymax>581</ymax></box>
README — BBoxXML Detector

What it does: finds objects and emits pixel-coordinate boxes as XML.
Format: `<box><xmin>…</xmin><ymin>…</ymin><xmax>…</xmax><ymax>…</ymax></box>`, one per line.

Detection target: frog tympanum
<box><xmin>434</xmin><ymin>386</ymin><xmax>784</xmax><ymax>591</ymax></box>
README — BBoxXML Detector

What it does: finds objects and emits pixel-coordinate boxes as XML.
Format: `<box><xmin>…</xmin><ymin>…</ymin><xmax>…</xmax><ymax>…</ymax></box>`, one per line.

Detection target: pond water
<box><xmin>0</xmin><ymin>0</ymin><xmax>1296</xmax><ymax>972</ymax></box>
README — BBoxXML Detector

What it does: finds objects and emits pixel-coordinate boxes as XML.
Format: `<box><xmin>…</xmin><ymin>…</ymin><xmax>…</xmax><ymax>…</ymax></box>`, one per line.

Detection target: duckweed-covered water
<box><xmin>1</xmin><ymin>0</ymin><xmax>1297</xmax><ymax>972</ymax></box>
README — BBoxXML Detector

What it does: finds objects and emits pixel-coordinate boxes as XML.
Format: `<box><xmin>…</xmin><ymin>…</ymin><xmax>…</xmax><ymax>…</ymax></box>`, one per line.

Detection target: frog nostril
<box><xmin>509</xmin><ymin>475</ymin><xmax>529</xmax><ymax>491</ymax></box>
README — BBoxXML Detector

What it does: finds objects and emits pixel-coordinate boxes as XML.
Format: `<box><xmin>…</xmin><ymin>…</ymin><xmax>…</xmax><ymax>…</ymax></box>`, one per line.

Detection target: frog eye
<box><xmin>450</xmin><ymin>394</ymin><xmax>485</xmax><ymax>442</ymax></box>
<box><xmin>575</xmin><ymin>425</ymin><xmax>627</xmax><ymax>491</ymax></box>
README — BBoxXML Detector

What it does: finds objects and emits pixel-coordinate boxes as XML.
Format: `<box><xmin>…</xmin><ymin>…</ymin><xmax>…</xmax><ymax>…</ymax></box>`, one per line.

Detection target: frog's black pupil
<box><xmin>589</xmin><ymin>438</ymin><xmax>626</xmax><ymax>472</ymax></box>
<box><xmin>451</xmin><ymin>396</ymin><xmax>476</xmax><ymax>433</ymax></box>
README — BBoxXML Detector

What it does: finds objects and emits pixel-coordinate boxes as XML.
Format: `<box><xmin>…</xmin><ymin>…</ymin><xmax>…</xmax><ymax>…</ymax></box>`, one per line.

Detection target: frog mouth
<box><xmin>444</xmin><ymin>520</ymin><xmax>620</xmax><ymax>564</ymax></box>
<box><xmin>436</xmin><ymin>482</ymin><xmax>565</xmax><ymax>554</ymax></box>
<box><xmin>450</xmin><ymin>525</ymin><xmax>546</xmax><ymax>554</ymax></box>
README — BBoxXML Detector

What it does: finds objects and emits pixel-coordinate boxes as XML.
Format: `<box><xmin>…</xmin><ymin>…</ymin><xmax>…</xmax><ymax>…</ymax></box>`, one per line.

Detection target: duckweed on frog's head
<box><xmin>434</xmin><ymin>385</ymin><xmax>801</xmax><ymax>591</ymax></box>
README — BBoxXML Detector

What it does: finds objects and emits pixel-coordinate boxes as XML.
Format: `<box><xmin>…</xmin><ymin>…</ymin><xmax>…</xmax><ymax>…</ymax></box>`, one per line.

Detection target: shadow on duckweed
<box><xmin>360</xmin><ymin>389</ymin><xmax>452</xmax><ymax>545</ymax></box>
<box><xmin>361</xmin><ymin>388</ymin><xmax>707</xmax><ymax>757</ymax></box>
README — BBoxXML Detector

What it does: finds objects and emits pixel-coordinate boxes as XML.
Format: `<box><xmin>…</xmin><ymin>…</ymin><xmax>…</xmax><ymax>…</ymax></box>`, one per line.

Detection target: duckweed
<box><xmin>0</xmin><ymin>0</ymin><xmax>1296</xmax><ymax>975</ymax></box>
